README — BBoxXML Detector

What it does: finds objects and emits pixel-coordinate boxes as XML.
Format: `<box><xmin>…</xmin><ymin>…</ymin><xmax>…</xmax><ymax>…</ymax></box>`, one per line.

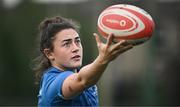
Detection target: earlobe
<box><xmin>43</xmin><ymin>49</ymin><xmax>55</xmax><ymax>60</ymax></box>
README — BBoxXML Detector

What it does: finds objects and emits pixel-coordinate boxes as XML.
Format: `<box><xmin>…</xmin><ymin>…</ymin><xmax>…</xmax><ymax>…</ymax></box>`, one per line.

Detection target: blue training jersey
<box><xmin>38</xmin><ymin>67</ymin><xmax>99</xmax><ymax>107</ymax></box>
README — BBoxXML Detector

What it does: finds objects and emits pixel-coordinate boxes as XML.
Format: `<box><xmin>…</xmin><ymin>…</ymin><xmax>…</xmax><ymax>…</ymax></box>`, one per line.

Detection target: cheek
<box><xmin>57</xmin><ymin>51</ymin><xmax>69</xmax><ymax>59</ymax></box>
<box><xmin>55</xmin><ymin>53</ymin><xmax>71</xmax><ymax>66</ymax></box>
<box><xmin>54</xmin><ymin>49</ymin><xmax>69</xmax><ymax>60</ymax></box>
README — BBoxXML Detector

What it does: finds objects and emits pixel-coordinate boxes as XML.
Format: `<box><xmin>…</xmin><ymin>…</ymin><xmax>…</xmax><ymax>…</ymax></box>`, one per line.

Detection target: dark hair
<box><xmin>33</xmin><ymin>16</ymin><xmax>80</xmax><ymax>84</ymax></box>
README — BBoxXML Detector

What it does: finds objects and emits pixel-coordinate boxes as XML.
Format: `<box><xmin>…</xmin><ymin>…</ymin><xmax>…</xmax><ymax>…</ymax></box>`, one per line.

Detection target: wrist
<box><xmin>95</xmin><ymin>55</ymin><xmax>109</xmax><ymax>65</ymax></box>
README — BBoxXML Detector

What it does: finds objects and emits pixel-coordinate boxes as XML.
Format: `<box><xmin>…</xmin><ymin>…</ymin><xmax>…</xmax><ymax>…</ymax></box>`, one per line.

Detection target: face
<box><xmin>44</xmin><ymin>28</ymin><xmax>83</xmax><ymax>71</ymax></box>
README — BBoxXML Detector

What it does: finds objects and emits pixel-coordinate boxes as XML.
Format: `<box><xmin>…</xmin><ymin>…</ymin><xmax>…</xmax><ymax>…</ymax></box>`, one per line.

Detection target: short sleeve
<box><xmin>46</xmin><ymin>71</ymin><xmax>73</xmax><ymax>100</ymax></box>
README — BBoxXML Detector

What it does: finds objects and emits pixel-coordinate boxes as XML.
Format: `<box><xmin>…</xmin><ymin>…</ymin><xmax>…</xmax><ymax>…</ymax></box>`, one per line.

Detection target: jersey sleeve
<box><xmin>46</xmin><ymin>71</ymin><xmax>74</xmax><ymax>99</ymax></box>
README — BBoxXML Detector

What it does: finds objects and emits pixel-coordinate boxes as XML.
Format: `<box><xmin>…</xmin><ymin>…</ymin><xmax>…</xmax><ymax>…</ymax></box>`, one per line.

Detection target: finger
<box><xmin>111</xmin><ymin>45</ymin><xmax>133</xmax><ymax>58</ymax></box>
<box><xmin>118</xmin><ymin>45</ymin><xmax>133</xmax><ymax>54</ymax></box>
<box><xmin>106</xmin><ymin>33</ymin><xmax>114</xmax><ymax>46</ymax></box>
<box><xmin>121</xmin><ymin>41</ymin><xmax>131</xmax><ymax>46</ymax></box>
<box><xmin>93</xmin><ymin>33</ymin><xmax>102</xmax><ymax>46</ymax></box>
<box><xmin>116</xmin><ymin>39</ymin><xmax>132</xmax><ymax>46</ymax></box>
<box><xmin>111</xmin><ymin>40</ymin><xmax>126</xmax><ymax>51</ymax></box>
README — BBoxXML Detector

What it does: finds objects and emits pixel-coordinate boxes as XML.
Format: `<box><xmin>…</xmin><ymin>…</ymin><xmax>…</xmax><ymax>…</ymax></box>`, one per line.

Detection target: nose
<box><xmin>71</xmin><ymin>42</ymin><xmax>80</xmax><ymax>53</ymax></box>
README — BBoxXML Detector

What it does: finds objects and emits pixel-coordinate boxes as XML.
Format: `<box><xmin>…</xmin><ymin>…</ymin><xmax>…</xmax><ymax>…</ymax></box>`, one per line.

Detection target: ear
<box><xmin>43</xmin><ymin>48</ymin><xmax>55</xmax><ymax>60</ymax></box>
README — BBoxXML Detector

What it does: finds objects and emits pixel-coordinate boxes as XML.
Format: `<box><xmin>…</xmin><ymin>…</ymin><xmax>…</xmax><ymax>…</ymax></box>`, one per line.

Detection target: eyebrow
<box><xmin>75</xmin><ymin>37</ymin><xmax>80</xmax><ymax>40</ymax></box>
<box><xmin>62</xmin><ymin>36</ymin><xmax>80</xmax><ymax>43</ymax></box>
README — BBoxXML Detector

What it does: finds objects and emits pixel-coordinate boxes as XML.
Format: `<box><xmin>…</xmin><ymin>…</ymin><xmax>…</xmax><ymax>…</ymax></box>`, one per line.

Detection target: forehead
<box><xmin>55</xmin><ymin>28</ymin><xmax>79</xmax><ymax>41</ymax></box>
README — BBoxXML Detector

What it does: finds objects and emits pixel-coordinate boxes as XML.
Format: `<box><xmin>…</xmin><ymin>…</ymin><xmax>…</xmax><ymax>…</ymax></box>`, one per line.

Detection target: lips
<box><xmin>71</xmin><ymin>55</ymin><xmax>81</xmax><ymax>60</ymax></box>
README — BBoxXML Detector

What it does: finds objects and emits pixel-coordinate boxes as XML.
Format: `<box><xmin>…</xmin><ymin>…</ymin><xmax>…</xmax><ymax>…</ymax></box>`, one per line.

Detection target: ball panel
<box><xmin>102</xmin><ymin>14</ymin><xmax>134</xmax><ymax>30</ymax></box>
<box><xmin>107</xmin><ymin>4</ymin><xmax>153</xmax><ymax>21</ymax></box>
<box><xmin>116</xmin><ymin>7</ymin><xmax>154</xmax><ymax>39</ymax></box>
<box><xmin>98</xmin><ymin>26</ymin><xmax>149</xmax><ymax>45</ymax></box>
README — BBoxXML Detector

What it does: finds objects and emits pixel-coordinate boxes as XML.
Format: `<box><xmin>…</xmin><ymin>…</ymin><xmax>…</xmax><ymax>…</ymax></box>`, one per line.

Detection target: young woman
<box><xmin>34</xmin><ymin>16</ymin><xmax>133</xmax><ymax>106</ymax></box>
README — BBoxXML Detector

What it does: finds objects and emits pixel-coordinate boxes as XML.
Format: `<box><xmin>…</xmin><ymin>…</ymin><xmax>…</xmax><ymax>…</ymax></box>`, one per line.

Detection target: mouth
<box><xmin>71</xmin><ymin>55</ymin><xmax>81</xmax><ymax>61</ymax></box>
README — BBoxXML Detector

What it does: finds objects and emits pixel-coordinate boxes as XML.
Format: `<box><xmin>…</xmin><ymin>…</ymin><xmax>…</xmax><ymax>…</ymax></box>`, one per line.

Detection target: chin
<box><xmin>66</xmin><ymin>61</ymin><xmax>82</xmax><ymax>69</ymax></box>
<box><xmin>74</xmin><ymin>64</ymin><xmax>82</xmax><ymax>68</ymax></box>
<box><xmin>72</xmin><ymin>63</ymin><xmax>82</xmax><ymax>69</ymax></box>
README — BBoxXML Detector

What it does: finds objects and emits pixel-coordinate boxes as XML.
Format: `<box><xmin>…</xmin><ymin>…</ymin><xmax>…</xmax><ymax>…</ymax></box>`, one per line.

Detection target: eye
<box><xmin>63</xmin><ymin>41</ymin><xmax>71</xmax><ymax>47</ymax></box>
<box><xmin>75</xmin><ymin>39</ymin><xmax>81</xmax><ymax>44</ymax></box>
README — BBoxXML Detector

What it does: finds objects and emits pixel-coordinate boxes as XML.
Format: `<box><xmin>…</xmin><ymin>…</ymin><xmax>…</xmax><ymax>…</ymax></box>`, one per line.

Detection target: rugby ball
<box><xmin>97</xmin><ymin>4</ymin><xmax>155</xmax><ymax>45</ymax></box>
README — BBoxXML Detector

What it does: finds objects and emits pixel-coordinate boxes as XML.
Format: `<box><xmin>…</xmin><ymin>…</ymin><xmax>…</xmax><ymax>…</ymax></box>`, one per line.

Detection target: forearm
<box><xmin>61</xmin><ymin>55</ymin><xmax>109</xmax><ymax>99</ymax></box>
<box><xmin>78</xmin><ymin>55</ymin><xmax>109</xmax><ymax>87</ymax></box>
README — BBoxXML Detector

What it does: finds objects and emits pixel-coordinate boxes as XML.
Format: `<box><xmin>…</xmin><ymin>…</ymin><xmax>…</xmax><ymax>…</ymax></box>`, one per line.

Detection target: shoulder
<box><xmin>42</xmin><ymin>67</ymin><xmax>74</xmax><ymax>84</ymax></box>
<box><xmin>40</xmin><ymin>67</ymin><xmax>74</xmax><ymax>98</ymax></box>
<box><xmin>42</xmin><ymin>67</ymin><xmax>60</xmax><ymax>82</ymax></box>
<box><xmin>41</xmin><ymin>67</ymin><xmax>75</xmax><ymax>92</ymax></box>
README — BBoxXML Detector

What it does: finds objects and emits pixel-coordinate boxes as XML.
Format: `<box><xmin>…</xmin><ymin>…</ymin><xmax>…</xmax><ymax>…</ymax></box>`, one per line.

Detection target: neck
<box><xmin>52</xmin><ymin>65</ymin><xmax>78</xmax><ymax>73</ymax></box>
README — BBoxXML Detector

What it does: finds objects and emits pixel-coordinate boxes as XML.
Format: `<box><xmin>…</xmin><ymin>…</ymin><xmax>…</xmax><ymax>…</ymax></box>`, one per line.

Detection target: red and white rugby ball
<box><xmin>97</xmin><ymin>4</ymin><xmax>155</xmax><ymax>45</ymax></box>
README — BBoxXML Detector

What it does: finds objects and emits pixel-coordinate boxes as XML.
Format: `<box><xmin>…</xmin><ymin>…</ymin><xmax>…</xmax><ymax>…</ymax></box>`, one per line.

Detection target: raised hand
<box><xmin>93</xmin><ymin>33</ymin><xmax>133</xmax><ymax>64</ymax></box>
